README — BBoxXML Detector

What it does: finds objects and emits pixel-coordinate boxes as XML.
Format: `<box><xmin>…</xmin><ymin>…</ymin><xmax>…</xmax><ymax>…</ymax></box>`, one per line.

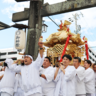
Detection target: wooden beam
<box><xmin>12</xmin><ymin>10</ymin><xmax>29</xmax><ymax>22</ymax></box>
<box><xmin>12</xmin><ymin>0</ymin><xmax>96</xmax><ymax>22</ymax></box>
<box><xmin>41</xmin><ymin>0</ymin><xmax>96</xmax><ymax>16</ymax></box>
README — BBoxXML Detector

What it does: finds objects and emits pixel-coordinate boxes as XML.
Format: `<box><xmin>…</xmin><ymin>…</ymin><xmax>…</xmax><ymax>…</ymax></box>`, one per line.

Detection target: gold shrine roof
<box><xmin>43</xmin><ymin>20</ymin><xmax>84</xmax><ymax>47</ymax></box>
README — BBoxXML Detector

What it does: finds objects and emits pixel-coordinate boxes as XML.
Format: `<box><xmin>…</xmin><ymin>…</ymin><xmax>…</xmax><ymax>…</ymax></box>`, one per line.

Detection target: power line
<box><xmin>48</xmin><ymin>16</ymin><xmax>59</xmax><ymax>27</ymax></box>
<box><xmin>68</xmin><ymin>13</ymin><xmax>83</xmax><ymax>34</ymax></box>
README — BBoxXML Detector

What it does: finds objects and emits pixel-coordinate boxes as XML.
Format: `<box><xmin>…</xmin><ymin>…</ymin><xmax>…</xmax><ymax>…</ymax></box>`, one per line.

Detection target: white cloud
<box><xmin>78</xmin><ymin>8</ymin><xmax>96</xmax><ymax>29</ymax></box>
<box><xmin>44</xmin><ymin>0</ymin><xmax>66</xmax><ymax>4</ymax></box>
<box><xmin>88</xmin><ymin>41</ymin><xmax>96</xmax><ymax>47</ymax></box>
<box><xmin>2</xmin><ymin>2</ymin><xmax>29</xmax><ymax>19</ymax></box>
<box><xmin>81</xmin><ymin>29</ymin><xmax>93</xmax><ymax>35</ymax></box>
<box><xmin>54</xmin><ymin>19</ymin><xmax>61</xmax><ymax>24</ymax></box>
<box><xmin>43</xmin><ymin>17</ymin><xmax>51</xmax><ymax>22</ymax></box>
<box><xmin>9</xmin><ymin>22</ymin><xmax>14</xmax><ymax>25</ymax></box>
<box><xmin>3</xmin><ymin>0</ymin><xmax>16</xmax><ymax>4</ymax></box>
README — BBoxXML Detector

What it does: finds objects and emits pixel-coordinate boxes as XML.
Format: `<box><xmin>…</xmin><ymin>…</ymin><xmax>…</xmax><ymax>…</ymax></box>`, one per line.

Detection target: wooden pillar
<box><xmin>25</xmin><ymin>0</ymin><xmax>43</xmax><ymax>60</ymax></box>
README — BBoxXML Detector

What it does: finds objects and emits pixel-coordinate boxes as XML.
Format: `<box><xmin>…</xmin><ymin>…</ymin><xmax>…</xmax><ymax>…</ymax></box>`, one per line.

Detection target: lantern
<box><xmin>42</xmin><ymin>24</ymin><xmax>48</xmax><ymax>33</ymax></box>
<box><xmin>15</xmin><ymin>30</ymin><xmax>26</xmax><ymax>51</ymax></box>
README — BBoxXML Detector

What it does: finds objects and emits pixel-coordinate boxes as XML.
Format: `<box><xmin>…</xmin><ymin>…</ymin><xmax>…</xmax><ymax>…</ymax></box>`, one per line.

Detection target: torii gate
<box><xmin>13</xmin><ymin>0</ymin><xmax>96</xmax><ymax>59</ymax></box>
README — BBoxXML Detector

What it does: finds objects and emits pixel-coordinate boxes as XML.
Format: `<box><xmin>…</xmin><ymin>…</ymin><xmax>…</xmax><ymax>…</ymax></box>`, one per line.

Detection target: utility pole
<box><xmin>69</xmin><ymin>12</ymin><xmax>83</xmax><ymax>34</ymax></box>
<box><xmin>73</xmin><ymin>13</ymin><xmax>79</xmax><ymax>34</ymax></box>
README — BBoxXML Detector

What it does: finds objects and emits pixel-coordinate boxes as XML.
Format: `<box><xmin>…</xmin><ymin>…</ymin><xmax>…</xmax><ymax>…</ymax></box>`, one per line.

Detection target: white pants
<box><xmin>1</xmin><ymin>92</ymin><xmax>12</xmax><ymax>96</ymax></box>
<box><xmin>76</xmin><ymin>94</ymin><xmax>86</xmax><ymax>96</ymax></box>
<box><xmin>60</xmin><ymin>95</ymin><xmax>86</xmax><ymax>96</ymax></box>
<box><xmin>14</xmin><ymin>88</ymin><xmax>24</xmax><ymax>96</ymax></box>
<box><xmin>28</xmin><ymin>93</ymin><xmax>42</xmax><ymax>96</ymax></box>
<box><xmin>86</xmin><ymin>93</ymin><xmax>95</xmax><ymax>96</ymax></box>
<box><xmin>42</xmin><ymin>88</ymin><xmax>55</xmax><ymax>96</ymax></box>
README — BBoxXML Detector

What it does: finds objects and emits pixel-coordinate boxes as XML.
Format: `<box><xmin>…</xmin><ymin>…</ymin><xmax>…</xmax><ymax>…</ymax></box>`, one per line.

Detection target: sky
<box><xmin>0</xmin><ymin>0</ymin><xmax>96</xmax><ymax>51</ymax></box>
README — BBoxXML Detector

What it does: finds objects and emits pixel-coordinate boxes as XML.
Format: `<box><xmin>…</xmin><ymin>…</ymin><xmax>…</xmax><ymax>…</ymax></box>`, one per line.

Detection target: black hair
<box><xmin>41</xmin><ymin>65</ymin><xmax>43</xmax><ymax>68</ymax></box>
<box><xmin>45</xmin><ymin>56</ymin><xmax>51</xmax><ymax>63</ymax></box>
<box><xmin>3</xmin><ymin>62</ymin><xmax>8</xmax><ymax>67</ymax></box>
<box><xmin>62</xmin><ymin>54</ymin><xmax>72</xmax><ymax>61</ymax></box>
<box><xmin>93</xmin><ymin>63</ymin><xmax>96</xmax><ymax>68</ymax></box>
<box><xmin>17</xmin><ymin>62</ymin><xmax>24</xmax><ymax>66</ymax></box>
<box><xmin>73</xmin><ymin>57</ymin><xmax>81</xmax><ymax>63</ymax></box>
<box><xmin>85</xmin><ymin>60</ymin><xmax>92</xmax><ymax>67</ymax></box>
<box><xmin>21</xmin><ymin>62</ymin><xmax>24</xmax><ymax>66</ymax></box>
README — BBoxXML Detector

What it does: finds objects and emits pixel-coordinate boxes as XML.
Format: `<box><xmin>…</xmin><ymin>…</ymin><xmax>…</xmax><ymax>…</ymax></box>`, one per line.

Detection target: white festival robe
<box><xmin>75</xmin><ymin>66</ymin><xmax>86</xmax><ymax>95</ymax></box>
<box><xmin>95</xmin><ymin>72</ymin><xmax>96</xmax><ymax>96</ymax></box>
<box><xmin>54</xmin><ymin>65</ymin><xmax>76</xmax><ymax>96</ymax></box>
<box><xmin>84</xmin><ymin>68</ymin><xmax>95</xmax><ymax>95</ymax></box>
<box><xmin>8</xmin><ymin>53</ymin><xmax>44</xmax><ymax>96</ymax></box>
<box><xmin>39</xmin><ymin>66</ymin><xmax>56</xmax><ymax>96</ymax></box>
<box><xmin>0</xmin><ymin>71</ymin><xmax>5</xmax><ymax>93</ymax></box>
<box><xmin>14</xmin><ymin>74</ymin><xmax>24</xmax><ymax>96</ymax></box>
<box><xmin>0</xmin><ymin>59</ymin><xmax>16</xmax><ymax>96</ymax></box>
<box><xmin>0</xmin><ymin>71</ymin><xmax>4</xmax><ymax>81</ymax></box>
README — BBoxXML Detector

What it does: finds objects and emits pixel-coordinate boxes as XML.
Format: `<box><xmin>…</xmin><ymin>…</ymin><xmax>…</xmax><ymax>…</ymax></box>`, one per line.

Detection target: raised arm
<box><xmin>38</xmin><ymin>36</ymin><xmax>44</xmax><ymax>58</ymax></box>
<box><xmin>34</xmin><ymin>53</ymin><xmax>44</xmax><ymax>69</ymax></box>
<box><xmin>33</xmin><ymin>36</ymin><xmax>44</xmax><ymax>68</ymax></box>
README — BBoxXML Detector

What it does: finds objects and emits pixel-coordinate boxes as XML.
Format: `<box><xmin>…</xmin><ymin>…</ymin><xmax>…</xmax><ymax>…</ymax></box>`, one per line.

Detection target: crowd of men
<box><xmin>0</xmin><ymin>41</ymin><xmax>96</xmax><ymax>96</ymax></box>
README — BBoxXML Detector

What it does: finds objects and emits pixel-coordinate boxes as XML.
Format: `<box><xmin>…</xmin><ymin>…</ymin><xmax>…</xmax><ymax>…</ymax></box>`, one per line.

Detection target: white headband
<box><xmin>24</xmin><ymin>55</ymin><xmax>33</xmax><ymax>60</ymax></box>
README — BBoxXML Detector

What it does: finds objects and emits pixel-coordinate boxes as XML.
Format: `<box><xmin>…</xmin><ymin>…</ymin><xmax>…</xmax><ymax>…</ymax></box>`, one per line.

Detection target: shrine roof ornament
<box><xmin>43</xmin><ymin>20</ymin><xmax>84</xmax><ymax>47</ymax></box>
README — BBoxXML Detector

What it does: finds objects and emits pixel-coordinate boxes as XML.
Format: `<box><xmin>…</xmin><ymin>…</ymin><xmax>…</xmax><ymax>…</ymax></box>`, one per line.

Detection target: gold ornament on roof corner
<box><xmin>84</xmin><ymin>37</ymin><xmax>88</xmax><ymax>41</ymax></box>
